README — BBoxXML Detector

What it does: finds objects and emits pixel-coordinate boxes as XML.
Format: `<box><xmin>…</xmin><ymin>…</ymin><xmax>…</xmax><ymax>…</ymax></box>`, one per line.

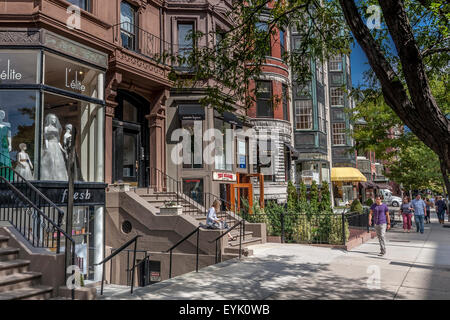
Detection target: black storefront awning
<box><xmin>178</xmin><ymin>104</ymin><xmax>205</xmax><ymax>120</ymax></box>
<box><xmin>223</xmin><ymin>111</ymin><xmax>244</xmax><ymax>127</ymax></box>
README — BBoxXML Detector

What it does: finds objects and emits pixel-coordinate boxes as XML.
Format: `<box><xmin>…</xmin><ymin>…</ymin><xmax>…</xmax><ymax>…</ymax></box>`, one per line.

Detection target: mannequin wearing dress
<box><xmin>15</xmin><ymin>143</ymin><xmax>34</xmax><ymax>180</ymax></box>
<box><xmin>40</xmin><ymin>114</ymin><xmax>68</xmax><ymax>181</ymax></box>
<box><xmin>63</xmin><ymin>124</ymin><xmax>84</xmax><ymax>181</ymax></box>
<box><xmin>0</xmin><ymin>109</ymin><xmax>13</xmax><ymax>181</ymax></box>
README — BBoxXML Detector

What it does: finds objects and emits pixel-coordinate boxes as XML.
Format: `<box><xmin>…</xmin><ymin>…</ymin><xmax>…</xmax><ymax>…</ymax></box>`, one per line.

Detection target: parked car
<box><xmin>379</xmin><ymin>189</ymin><xmax>402</xmax><ymax>207</ymax></box>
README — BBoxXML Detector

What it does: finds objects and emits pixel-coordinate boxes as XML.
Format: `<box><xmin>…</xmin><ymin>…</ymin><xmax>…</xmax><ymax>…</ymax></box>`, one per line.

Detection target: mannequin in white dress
<box><xmin>15</xmin><ymin>143</ymin><xmax>34</xmax><ymax>180</ymax></box>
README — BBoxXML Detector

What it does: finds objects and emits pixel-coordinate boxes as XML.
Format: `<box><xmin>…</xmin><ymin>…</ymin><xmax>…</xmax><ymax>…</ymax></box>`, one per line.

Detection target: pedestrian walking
<box><xmin>424</xmin><ymin>197</ymin><xmax>432</xmax><ymax>224</ymax></box>
<box><xmin>435</xmin><ymin>196</ymin><xmax>447</xmax><ymax>224</ymax></box>
<box><xmin>400</xmin><ymin>196</ymin><xmax>413</xmax><ymax>232</ymax></box>
<box><xmin>369</xmin><ymin>196</ymin><xmax>391</xmax><ymax>256</ymax></box>
<box><xmin>411</xmin><ymin>194</ymin><xmax>427</xmax><ymax>234</ymax></box>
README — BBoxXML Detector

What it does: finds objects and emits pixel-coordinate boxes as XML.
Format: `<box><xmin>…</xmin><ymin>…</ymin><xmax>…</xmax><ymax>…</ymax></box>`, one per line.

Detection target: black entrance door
<box><xmin>112</xmin><ymin>91</ymin><xmax>149</xmax><ymax>187</ymax></box>
<box><xmin>113</xmin><ymin>121</ymin><xmax>144</xmax><ymax>186</ymax></box>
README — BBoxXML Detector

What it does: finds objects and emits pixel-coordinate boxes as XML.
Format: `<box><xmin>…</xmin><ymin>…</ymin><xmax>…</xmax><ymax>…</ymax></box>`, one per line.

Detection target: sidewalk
<box><xmin>98</xmin><ymin>213</ymin><xmax>450</xmax><ymax>300</ymax></box>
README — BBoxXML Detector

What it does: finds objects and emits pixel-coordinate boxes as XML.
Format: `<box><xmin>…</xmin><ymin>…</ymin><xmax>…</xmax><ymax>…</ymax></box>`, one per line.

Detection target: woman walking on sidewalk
<box><xmin>400</xmin><ymin>196</ymin><xmax>413</xmax><ymax>232</ymax></box>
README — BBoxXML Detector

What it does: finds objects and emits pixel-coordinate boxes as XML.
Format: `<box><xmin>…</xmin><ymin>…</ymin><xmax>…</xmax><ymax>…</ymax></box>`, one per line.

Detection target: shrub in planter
<box><xmin>328</xmin><ymin>214</ymin><xmax>350</xmax><ymax>245</ymax></box>
<box><xmin>350</xmin><ymin>199</ymin><xmax>363</xmax><ymax>214</ymax></box>
<box><xmin>365</xmin><ymin>198</ymin><xmax>374</xmax><ymax>206</ymax></box>
<box><xmin>293</xmin><ymin>214</ymin><xmax>313</xmax><ymax>243</ymax></box>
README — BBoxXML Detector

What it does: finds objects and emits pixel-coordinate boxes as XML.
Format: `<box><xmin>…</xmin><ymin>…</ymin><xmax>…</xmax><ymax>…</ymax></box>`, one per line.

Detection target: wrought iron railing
<box><xmin>148</xmin><ymin>167</ymin><xmax>203</xmax><ymax>215</ymax></box>
<box><xmin>209</xmin><ymin>219</ymin><xmax>245</xmax><ymax>263</ymax></box>
<box><xmin>112</xmin><ymin>22</ymin><xmax>173</xmax><ymax>66</ymax></box>
<box><xmin>0</xmin><ymin>167</ymin><xmax>76</xmax><ymax>299</ymax></box>
<box><xmin>164</xmin><ymin>226</ymin><xmax>201</xmax><ymax>279</ymax></box>
<box><xmin>95</xmin><ymin>235</ymin><xmax>142</xmax><ymax>295</ymax></box>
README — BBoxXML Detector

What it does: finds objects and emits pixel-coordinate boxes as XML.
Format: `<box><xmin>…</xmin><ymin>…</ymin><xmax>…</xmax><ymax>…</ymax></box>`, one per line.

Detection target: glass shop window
<box><xmin>214</xmin><ymin>117</ymin><xmax>232</xmax><ymax>171</ymax></box>
<box><xmin>41</xmin><ymin>92</ymin><xmax>104</xmax><ymax>182</ymax></box>
<box><xmin>182</xmin><ymin>119</ymin><xmax>203</xmax><ymax>169</ymax></box>
<box><xmin>0</xmin><ymin>90</ymin><xmax>38</xmax><ymax>180</ymax></box>
<box><xmin>43</xmin><ymin>52</ymin><xmax>104</xmax><ymax>100</ymax></box>
<box><xmin>0</xmin><ymin>50</ymin><xmax>40</xmax><ymax>85</ymax></box>
<box><xmin>183</xmin><ymin>178</ymin><xmax>204</xmax><ymax>205</ymax></box>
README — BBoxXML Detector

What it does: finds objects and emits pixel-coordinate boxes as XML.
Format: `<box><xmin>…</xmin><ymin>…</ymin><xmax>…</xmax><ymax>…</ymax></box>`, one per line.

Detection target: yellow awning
<box><xmin>331</xmin><ymin>167</ymin><xmax>367</xmax><ymax>182</ymax></box>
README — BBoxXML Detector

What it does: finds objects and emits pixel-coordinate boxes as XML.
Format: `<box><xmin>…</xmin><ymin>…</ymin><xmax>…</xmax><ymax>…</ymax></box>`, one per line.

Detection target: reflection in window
<box><xmin>42</xmin><ymin>92</ymin><xmax>104</xmax><ymax>182</ymax></box>
<box><xmin>120</xmin><ymin>1</ymin><xmax>136</xmax><ymax>51</ymax></box>
<box><xmin>214</xmin><ymin>118</ymin><xmax>232</xmax><ymax>171</ymax></box>
<box><xmin>67</xmin><ymin>0</ymin><xmax>91</xmax><ymax>12</ymax></box>
<box><xmin>0</xmin><ymin>91</ymin><xmax>38</xmax><ymax>179</ymax></box>
<box><xmin>256</xmin><ymin>81</ymin><xmax>273</xmax><ymax>118</ymax></box>
<box><xmin>183</xmin><ymin>178</ymin><xmax>203</xmax><ymax>205</ymax></box>
<box><xmin>178</xmin><ymin>22</ymin><xmax>194</xmax><ymax>65</ymax></box>
<box><xmin>182</xmin><ymin>119</ymin><xmax>203</xmax><ymax>169</ymax></box>
<box><xmin>295</xmin><ymin>100</ymin><xmax>312</xmax><ymax>130</ymax></box>
<box><xmin>44</xmin><ymin>52</ymin><xmax>104</xmax><ymax>100</ymax></box>
<box><xmin>0</xmin><ymin>51</ymin><xmax>39</xmax><ymax>84</ymax></box>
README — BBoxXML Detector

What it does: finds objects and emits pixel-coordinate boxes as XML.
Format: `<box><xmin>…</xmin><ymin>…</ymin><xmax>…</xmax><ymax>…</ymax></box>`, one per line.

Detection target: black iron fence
<box><xmin>240</xmin><ymin>210</ymin><xmax>370</xmax><ymax>245</ymax></box>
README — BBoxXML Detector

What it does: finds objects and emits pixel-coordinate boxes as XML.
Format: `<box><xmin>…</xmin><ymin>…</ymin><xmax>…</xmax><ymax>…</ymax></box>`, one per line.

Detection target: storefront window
<box><xmin>182</xmin><ymin>119</ymin><xmax>203</xmax><ymax>169</ymax></box>
<box><xmin>214</xmin><ymin>118</ymin><xmax>232</xmax><ymax>171</ymax></box>
<box><xmin>183</xmin><ymin>178</ymin><xmax>203</xmax><ymax>205</ymax></box>
<box><xmin>44</xmin><ymin>52</ymin><xmax>104</xmax><ymax>100</ymax></box>
<box><xmin>0</xmin><ymin>50</ymin><xmax>40</xmax><ymax>84</ymax></box>
<box><xmin>41</xmin><ymin>92</ymin><xmax>104</xmax><ymax>182</ymax></box>
<box><xmin>0</xmin><ymin>90</ymin><xmax>38</xmax><ymax>180</ymax></box>
<box><xmin>236</xmin><ymin>139</ymin><xmax>247</xmax><ymax>169</ymax></box>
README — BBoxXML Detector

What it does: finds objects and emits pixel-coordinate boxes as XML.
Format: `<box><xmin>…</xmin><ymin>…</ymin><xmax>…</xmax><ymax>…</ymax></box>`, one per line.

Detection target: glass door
<box><xmin>113</xmin><ymin>122</ymin><xmax>141</xmax><ymax>186</ymax></box>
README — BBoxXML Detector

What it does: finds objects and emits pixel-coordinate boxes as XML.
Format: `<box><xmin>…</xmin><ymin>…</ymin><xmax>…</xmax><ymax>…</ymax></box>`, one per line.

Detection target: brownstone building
<box><xmin>0</xmin><ymin>0</ymin><xmax>171</xmax><ymax>284</ymax></box>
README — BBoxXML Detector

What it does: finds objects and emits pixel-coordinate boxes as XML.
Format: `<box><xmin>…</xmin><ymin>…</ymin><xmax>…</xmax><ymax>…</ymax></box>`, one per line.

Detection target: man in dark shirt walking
<box><xmin>369</xmin><ymin>196</ymin><xmax>391</xmax><ymax>256</ymax></box>
<box><xmin>435</xmin><ymin>196</ymin><xmax>448</xmax><ymax>224</ymax></box>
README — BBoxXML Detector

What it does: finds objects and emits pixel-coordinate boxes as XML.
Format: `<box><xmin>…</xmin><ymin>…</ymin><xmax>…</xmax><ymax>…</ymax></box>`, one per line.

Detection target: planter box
<box><xmin>159</xmin><ymin>205</ymin><xmax>183</xmax><ymax>215</ymax></box>
<box><xmin>267</xmin><ymin>235</ymin><xmax>282</xmax><ymax>243</ymax></box>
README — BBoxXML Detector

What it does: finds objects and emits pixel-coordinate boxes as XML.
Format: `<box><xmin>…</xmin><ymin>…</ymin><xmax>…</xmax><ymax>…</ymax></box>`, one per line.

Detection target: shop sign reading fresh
<box><xmin>0</xmin><ymin>59</ymin><xmax>22</xmax><ymax>80</ymax></box>
<box><xmin>65</xmin><ymin>68</ymin><xmax>86</xmax><ymax>92</ymax></box>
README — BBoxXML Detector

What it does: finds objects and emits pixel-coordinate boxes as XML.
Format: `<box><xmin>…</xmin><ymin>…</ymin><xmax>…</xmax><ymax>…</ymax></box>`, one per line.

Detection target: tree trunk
<box><xmin>338</xmin><ymin>0</ymin><xmax>450</xmax><ymax>192</ymax></box>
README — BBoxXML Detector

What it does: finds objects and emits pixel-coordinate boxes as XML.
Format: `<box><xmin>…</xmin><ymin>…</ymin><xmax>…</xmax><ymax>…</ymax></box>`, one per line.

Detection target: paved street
<box><xmin>98</xmin><ymin>212</ymin><xmax>450</xmax><ymax>300</ymax></box>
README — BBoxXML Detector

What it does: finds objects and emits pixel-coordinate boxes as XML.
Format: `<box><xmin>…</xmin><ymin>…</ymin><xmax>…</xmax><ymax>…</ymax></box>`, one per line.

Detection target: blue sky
<box><xmin>350</xmin><ymin>42</ymin><xmax>371</xmax><ymax>89</ymax></box>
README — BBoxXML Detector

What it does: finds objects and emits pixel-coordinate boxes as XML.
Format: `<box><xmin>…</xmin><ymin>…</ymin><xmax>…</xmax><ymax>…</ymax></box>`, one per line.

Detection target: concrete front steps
<box><xmin>134</xmin><ymin>189</ymin><xmax>202</xmax><ymax>215</ymax></box>
<box><xmin>193</xmin><ymin>215</ymin><xmax>262</xmax><ymax>258</ymax></box>
<box><xmin>0</xmin><ymin>235</ymin><xmax>53</xmax><ymax>300</ymax></box>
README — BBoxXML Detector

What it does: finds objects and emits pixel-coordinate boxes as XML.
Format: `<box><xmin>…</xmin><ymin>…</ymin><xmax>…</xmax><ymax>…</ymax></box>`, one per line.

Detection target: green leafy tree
<box><xmin>165</xmin><ymin>0</ymin><xmax>450</xmax><ymax>196</ymax></box>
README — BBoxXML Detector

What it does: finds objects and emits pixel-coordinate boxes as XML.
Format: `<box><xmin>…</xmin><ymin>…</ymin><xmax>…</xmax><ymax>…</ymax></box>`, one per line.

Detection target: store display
<box><xmin>41</xmin><ymin>113</ymin><xmax>68</xmax><ymax>181</ymax></box>
<box><xmin>0</xmin><ymin>109</ymin><xmax>13</xmax><ymax>180</ymax></box>
<box><xmin>15</xmin><ymin>143</ymin><xmax>34</xmax><ymax>180</ymax></box>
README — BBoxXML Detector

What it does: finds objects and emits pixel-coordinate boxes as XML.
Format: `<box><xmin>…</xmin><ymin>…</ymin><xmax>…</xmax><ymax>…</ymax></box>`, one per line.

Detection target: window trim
<box><xmin>294</xmin><ymin>99</ymin><xmax>313</xmax><ymax>131</ymax></box>
<box><xmin>332</xmin><ymin>122</ymin><xmax>346</xmax><ymax>146</ymax></box>
<box><xmin>255</xmin><ymin>80</ymin><xmax>274</xmax><ymax>118</ymax></box>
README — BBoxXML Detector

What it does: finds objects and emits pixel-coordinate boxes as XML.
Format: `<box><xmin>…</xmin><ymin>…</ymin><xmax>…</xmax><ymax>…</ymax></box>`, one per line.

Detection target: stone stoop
<box><xmin>0</xmin><ymin>235</ymin><xmax>53</xmax><ymax>300</ymax></box>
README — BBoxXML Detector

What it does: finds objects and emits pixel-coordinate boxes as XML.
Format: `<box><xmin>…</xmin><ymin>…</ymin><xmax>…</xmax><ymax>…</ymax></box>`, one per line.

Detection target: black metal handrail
<box><xmin>0</xmin><ymin>176</ymin><xmax>76</xmax><ymax>299</ymax></box>
<box><xmin>95</xmin><ymin>235</ymin><xmax>142</xmax><ymax>295</ymax></box>
<box><xmin>209</xmin><ymin>219</ymin><xmax>244</xmax><ymax>263</ymax></box>
<box><xmin>164</xmin><ymin>226</ymin><xmax>201</xmax><ymax>279</ymax></box>
<box><xmin>0</xmin><ymin>165</ymin><xmax>65</xmax><ymax>226</ymax></box>
<box><xmin>148</xmin><ymin>167</ymin><xmax>202</xmax><ymax>215</ymax></box>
